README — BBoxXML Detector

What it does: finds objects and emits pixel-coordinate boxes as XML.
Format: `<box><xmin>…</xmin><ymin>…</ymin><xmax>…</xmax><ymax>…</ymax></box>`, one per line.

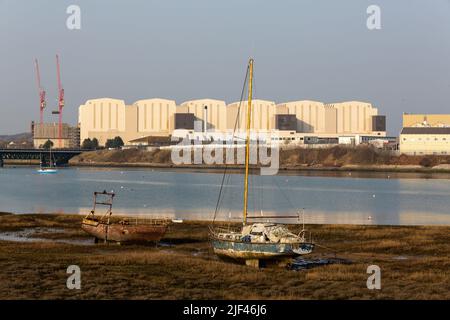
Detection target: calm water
<box><xmin>1</xmin><ymin>167</ymin><xmax>450</xmax><ymax>226</ymax></box>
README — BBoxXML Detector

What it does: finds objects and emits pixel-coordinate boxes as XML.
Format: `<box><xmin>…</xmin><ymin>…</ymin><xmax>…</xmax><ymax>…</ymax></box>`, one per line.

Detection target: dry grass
<box><xmin>0</xmin><ymin>214</ymin><xmax>449</xmax><ymax>299</ymax></box>
<box><xmin>280</xmin><ymin>145</ymin><xmax>450</xmax><ymax>168</ymax></box>
<box><xmin>71</xmin><ymin>149</ymin><xmax>172</xmax><ymax>165</ymax></box>
<box><xmin>69</xmin><ymin>146</ymin><xmax>450</xmax><ymax>172</ymax></box>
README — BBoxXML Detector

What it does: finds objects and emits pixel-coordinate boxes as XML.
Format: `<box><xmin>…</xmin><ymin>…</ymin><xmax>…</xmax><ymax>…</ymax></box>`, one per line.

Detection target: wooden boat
<box><xmin>81</xmin><ymin>191</ymin><xmax>169</xmax><ymax>244</ymax></box>
<box><xmin>209</xmin><ymin>59</ymin><xmax>314</xmax><ymax>267</ymax></box>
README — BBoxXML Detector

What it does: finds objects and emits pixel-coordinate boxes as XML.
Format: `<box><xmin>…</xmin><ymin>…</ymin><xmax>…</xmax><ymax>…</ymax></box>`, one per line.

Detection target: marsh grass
<box><xmin>0</xmin><ymin>214</ymin><xmax>449</xmax><ymax>299</ymax></box>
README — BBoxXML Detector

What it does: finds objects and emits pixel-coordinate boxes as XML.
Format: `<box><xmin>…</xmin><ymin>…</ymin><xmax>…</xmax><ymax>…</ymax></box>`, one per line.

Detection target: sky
<box><xmin>1</xmin><ymin>0</ymin><xmax>450</xmax><ymax>135</ymax></box>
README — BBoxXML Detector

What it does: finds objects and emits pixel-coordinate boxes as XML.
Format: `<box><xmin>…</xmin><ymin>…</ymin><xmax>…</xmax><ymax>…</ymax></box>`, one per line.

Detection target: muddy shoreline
<box><xmin>0</xmin><ymin>213</ymin><xmax>449</xmax><ymax>299</ymax></box>
<box><xmin>4</xmin><ymin>159</ymin><xmax>450</xmax><ymax>176</ymax></box>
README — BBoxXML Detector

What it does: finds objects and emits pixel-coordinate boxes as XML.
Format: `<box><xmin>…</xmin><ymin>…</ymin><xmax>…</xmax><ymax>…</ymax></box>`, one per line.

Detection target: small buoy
<box><xmin>372</xmin><ymin>194</ymin><xmax>376</xmax><ymax>198</ymax></box>
<box><xmin>368</xmin><ymin>215</ymin><xmax>372</xmax><ymax>220</ymax></box>
<box><xmin>120</xmin><ymin>186</ymin><xmax>124</xmax><ymax>189</ymax></box>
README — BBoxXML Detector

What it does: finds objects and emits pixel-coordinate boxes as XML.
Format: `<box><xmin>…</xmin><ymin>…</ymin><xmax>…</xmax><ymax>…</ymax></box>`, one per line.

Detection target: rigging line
<box><xmin>215</xmin><ymin>165</ymin><xmax>233</xmax><ymax>221</ymax></box>
<box><xmin>213</xmin><ymin>76</ymin><xmax>248</xmax><ymax>221</ymax></box>
<box><xmin>272</xmin><ymin>175</ymin><xmax>297</xmax><ymax>213</ymax></box>
<box><xmin>250</xmin><ymin>67</ymin><xmax>265</xmax><ymax>217</ymax></box>
<box><xmin>249</xmin><ymin>65</ymin><xmax>257</xmax><ymax>216</ymax></box>
<box><xmin>250</xmin><ymin>168</ymin><xmax>255</xmax><ymax>216</ymax></box>
<box><xmin>259</xmin><ymin>174</ymin><xmax>263</xmax><ymax>215</ymax></box>
<box><xmin>251</xmin><ymin>65</ymin><xmax>264</xmax><ymax>217</ymax></box>
<box><xmin>212</xmin><ymin>64</ymin><xmax>250</xmax><ymax>224</ymax></box>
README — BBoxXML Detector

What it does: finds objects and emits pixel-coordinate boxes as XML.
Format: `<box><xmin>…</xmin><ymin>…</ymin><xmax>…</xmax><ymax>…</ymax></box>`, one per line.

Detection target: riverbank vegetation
<box><xmin>69</xmin><ymin>145</ymin><xmax>450</xmax><ymax>172</ymax></box>
<box><xmin>0</xmin><ymin>213</ymin><xmax>449</xmax><ymax>299</ymax></box>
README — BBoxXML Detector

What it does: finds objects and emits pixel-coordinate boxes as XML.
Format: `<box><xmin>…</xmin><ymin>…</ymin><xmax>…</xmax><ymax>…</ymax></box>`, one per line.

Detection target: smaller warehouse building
<box><xmin>400</xmin><ymin>127</ymin><xmax>450</xmax><ymax>155</ymax></box>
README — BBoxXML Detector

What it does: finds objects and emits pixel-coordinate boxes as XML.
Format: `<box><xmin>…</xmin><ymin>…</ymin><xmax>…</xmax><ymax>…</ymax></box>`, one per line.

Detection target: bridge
<box><xmin>0</xmin><ymin>149</ymin><xmax>84</xmax><ymax>167</ymax></box>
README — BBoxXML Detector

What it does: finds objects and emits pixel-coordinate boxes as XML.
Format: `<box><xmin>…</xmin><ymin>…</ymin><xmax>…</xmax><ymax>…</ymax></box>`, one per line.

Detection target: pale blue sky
<box><xmin>1</xmin><ymin>0</ymin><xmax>450</xmax><ymax>135</ymax></box>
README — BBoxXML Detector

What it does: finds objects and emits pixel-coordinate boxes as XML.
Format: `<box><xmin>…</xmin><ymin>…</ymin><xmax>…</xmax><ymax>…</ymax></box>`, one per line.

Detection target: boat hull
<box><xmin>211</xmin><ymin>238</ymin><xmax>315</xmax><ymax>260</ymax></box>
<box><xmin>37</xmin><ymin>169</ymin><xmax>58</xmax><ymax>174</ymax></box>
<box><xmin>81</xmin><ymin>219</ymin><xmax>168</xmax><ymax>243</ymax></box>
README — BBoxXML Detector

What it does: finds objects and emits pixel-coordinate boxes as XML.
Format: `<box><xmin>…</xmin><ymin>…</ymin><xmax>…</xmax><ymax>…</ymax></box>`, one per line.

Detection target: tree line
<box><xmin>38</xmin><ymin>136</ymin><xmax>124</xmax><ymax>150</ymax></box>
<box><xmin>81</xmin><ymin>136</ymin><xmax>124</xmax><ymax>150</ymax></box>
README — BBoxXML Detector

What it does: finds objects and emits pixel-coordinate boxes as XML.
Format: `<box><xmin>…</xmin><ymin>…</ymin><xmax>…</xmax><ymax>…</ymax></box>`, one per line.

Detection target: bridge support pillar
<box><xmin>0</xmin><ymin>157</ymin><xmax>3</xmax><ymax>167</ymax></box>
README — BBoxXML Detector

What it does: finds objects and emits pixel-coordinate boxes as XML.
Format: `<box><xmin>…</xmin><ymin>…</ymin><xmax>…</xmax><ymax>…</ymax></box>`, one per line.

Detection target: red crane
<box><xmin>34</xmin><ymin>59</ymin><xmax>46</xmax><ymax>124</ymax></box>
<box><xmin>54</xmin><ymin>54</ymin><xmax>65</xmax><ymax>148</ymax></box>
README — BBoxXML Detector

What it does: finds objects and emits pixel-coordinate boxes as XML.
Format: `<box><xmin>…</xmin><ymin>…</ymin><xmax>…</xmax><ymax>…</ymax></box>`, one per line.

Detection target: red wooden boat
<box><xmin>81</xmin><ymin>191</ymin><xmax>170</xmax><ymax>244</ymax></box>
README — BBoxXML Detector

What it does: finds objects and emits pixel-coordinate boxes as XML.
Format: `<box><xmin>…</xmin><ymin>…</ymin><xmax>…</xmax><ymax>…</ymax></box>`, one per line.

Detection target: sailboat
<box><xmin>37</xmin><ymin>146</ymin><xmax>58</xmax><ymax>174</ymax></box>
<box><xmin>209</xmin><ymin>58</ymin><xmax>314</xmax><ymax>267</ymax></box>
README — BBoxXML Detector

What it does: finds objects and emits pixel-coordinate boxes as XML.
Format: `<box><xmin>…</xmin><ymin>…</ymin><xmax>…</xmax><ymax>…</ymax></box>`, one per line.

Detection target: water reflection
<box><xmin>1</xmin><ymin>167</ymin><xmax>450</xmax><ymax>226</ymax></box>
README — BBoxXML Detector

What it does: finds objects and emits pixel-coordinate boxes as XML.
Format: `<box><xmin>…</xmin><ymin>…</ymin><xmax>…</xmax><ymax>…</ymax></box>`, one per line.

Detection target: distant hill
<box><xmin>0</xmin><ymin>132</ymin><xmax>32</xmax><ymax>147</ymax></box>
<box><xmin>0</xmin><ymin>132</ymin><xmax>32</xmax><ymax>142</ymax></box>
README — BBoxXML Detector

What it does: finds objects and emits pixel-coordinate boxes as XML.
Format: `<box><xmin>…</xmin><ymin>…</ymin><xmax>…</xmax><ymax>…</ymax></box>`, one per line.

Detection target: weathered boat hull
<box><xmin>81</xmin><ymin>219</ymin><xmax>168</xmax><ymax>243</ymax></box>
<box><xmin>211</xmin><ymin>238</ymin><xmax>315</xmax><ymax>260</ymax></box>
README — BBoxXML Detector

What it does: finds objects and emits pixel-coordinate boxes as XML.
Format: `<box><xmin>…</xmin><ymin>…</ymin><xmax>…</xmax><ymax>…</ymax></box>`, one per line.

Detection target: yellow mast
<box><xmin>243</xmin><ymin>58</ymin><xmax>254</xmax><ymax>225</ymax></box>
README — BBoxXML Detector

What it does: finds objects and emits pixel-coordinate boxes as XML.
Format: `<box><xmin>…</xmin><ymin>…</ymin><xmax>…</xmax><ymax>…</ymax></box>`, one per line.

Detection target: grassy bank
<box><xmin>0</xmin><ymin>213</ymin><xmax>449</xmax><ymax>299</ymax></box>
<box><xmin>66</xmin><ymin>146</ymin><xmax>450</xmax><ymax>173</ymax></box>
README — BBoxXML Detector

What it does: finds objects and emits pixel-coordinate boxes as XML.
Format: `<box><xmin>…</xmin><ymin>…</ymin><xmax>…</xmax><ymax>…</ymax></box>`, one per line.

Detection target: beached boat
<box><xmin>209</xmin><ymin>58</ymin><xmax>314</xmax><ymax>267</ymax></box>
<box><xmin>81</xmin><ymin>191</ymin><xmax>169</xmax><ymax>244</ymax></box>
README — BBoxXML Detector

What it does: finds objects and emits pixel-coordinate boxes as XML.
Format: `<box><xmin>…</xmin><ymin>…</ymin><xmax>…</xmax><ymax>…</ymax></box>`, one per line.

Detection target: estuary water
<box><xmin>1</xmin><ymin>166</ymin><xmax>450</xmax><ymax>226</ymax></box>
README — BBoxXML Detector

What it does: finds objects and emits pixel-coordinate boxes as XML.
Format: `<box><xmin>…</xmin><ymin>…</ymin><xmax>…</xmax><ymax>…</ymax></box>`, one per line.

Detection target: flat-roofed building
<box><xmin>400</xmin><ymin>127</ymin><xmax>450</xmax><ymax>155</ymax></box>
<box><xmin>402</xmin><ymin>113</ymin><xmax>450</xmax><ymax>128</ymax></box>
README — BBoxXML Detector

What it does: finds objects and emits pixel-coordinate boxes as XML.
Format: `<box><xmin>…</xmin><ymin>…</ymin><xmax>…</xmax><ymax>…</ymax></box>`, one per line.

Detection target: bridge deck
<box><xmin>0</xmin><ymin>149</ymin><xmax>83</xmax><ymax>167</ymax></box>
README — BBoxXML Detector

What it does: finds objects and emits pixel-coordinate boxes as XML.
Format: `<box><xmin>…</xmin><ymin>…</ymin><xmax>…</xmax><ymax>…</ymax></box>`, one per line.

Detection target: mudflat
<box><xmin>0</xmin><ymin>213</ymin><xmax>449</xmax><ymax>299</ymax></box>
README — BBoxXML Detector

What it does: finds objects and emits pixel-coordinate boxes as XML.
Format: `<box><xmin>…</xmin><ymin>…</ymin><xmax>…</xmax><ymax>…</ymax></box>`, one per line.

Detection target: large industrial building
<box><xmin>227</xmin><ymin>100</ymin><xmax>277</xmax><ymax>131</ymax></box>
<box><xmin>400</xmin><ymin>113</ymin><xmax>450</xmax><ymax>155</ymax></box>
<box><xmin>32</xmin><ymin>122</ymin><xmax>80</xmax><ymax>149</ymax></box>
<box><xmin>275</xmin><ymin>100</ymin><xmax>384</xmax><ymax>135</ymax></box>
<box><xmin>78</xmin><ymin>98</ymin><xmax>138</xmax><ymax>146</ymax></box>
<box><xmin>178</xmin><ymin>99</ymin><xmax>228</xmax><ymax>132</ymax></box>
<box><xmin>78</xmin><ymin>97</ymin><xmax>386</xmax><ymax>147</ymax></box>
<box><xmin>135</xmin><ymin>98</ymin><xmax>177</xmax><ymax>135</ymax></box>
